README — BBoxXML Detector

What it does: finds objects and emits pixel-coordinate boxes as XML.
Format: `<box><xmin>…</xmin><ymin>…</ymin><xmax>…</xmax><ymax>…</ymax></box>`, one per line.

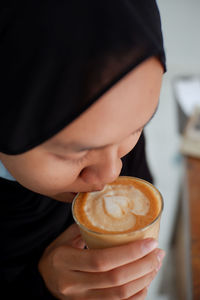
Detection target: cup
<box><xmin>72</xmin><ymin>176</ymin><xmax>163</xmax><ymax>249</ymax></box>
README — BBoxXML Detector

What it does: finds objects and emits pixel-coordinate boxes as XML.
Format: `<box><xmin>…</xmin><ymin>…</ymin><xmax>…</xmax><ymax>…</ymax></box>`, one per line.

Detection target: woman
<box><xmin>0</xmin><ymin>1</ymin><xmax>166</xmax><ymax>299</ymax></box>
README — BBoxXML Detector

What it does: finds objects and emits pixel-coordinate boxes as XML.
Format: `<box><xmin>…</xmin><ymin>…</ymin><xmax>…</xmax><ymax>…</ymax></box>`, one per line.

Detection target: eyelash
<box><xmin>71</xmin><ymin>154</ymin><xmax>88</xmax><ymax>165</ymax></box>
<box><xmin>54</xmin><ymin>152</ymin><xmax>88</xmax><ymax>165</ymax></box>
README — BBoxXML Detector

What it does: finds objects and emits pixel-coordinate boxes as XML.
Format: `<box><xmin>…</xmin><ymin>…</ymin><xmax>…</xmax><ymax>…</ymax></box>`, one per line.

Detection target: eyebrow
<box><xmin>54</xmin><ymin>104</ymin><xmax>159</xmax><ymax>152</ymax></box>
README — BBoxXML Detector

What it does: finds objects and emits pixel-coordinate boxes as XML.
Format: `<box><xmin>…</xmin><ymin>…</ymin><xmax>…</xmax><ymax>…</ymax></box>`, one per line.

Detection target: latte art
<box><xmin>84</xmin><ymin>185</ymin><xmax>150</xmax><ymax>232</ymax></box>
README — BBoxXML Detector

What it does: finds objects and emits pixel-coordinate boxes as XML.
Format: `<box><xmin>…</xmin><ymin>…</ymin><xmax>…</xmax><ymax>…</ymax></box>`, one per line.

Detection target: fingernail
<box><xmin>157</xmin><ymin>250</ymin><xmax>165</xmax><ymax>262</ymax></box>
<box><xmin>142</xmin><ymin>239</ymin><xmax>158</xmax><ymax>254</ymax></box>
<box><xmin>156</xmin><ymin>263</ymin><xmax>162</xmax><ymax>272</ymax></box>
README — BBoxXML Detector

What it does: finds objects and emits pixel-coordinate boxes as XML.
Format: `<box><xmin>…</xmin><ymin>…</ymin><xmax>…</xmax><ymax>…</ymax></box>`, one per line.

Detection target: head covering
<box><xmin>0</xmin><ymin>0</ymin><xmax>166</xmax><ymax>155</ymax></box>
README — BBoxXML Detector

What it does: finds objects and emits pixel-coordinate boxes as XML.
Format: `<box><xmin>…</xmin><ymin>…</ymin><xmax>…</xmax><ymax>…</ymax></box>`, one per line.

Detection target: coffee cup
<box><xmin>72</xmin><ymin>176</ymin><xmax>163</xmax><ymax>249</ymax></box>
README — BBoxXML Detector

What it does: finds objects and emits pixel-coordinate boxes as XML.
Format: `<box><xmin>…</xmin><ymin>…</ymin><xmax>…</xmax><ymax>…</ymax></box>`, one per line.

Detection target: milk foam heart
<box><xmin>84</xmin><ymin>184</ymin><xmax>150</xmax><ymax>232</ymax></box>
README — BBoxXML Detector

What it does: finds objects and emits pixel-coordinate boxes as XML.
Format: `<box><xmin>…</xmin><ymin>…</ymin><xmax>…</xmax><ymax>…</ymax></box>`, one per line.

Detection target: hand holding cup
<box><xmin>38</xmin><ymin>223</ymin><xmax>165</xmax><ymax>300</ymax></box>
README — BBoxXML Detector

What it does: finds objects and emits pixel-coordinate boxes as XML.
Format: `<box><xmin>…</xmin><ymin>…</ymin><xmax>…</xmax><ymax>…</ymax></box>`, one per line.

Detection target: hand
<box><xmin>38</xmin><ymin>224</ymin><xmax>165</xmax><ymax>300</ymax></box>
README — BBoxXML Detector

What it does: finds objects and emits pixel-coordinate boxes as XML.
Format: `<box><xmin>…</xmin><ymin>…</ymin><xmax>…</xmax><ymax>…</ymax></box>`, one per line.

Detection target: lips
<box><xmin>70</xmin><ymin>192</ymin><xmax>77</xmax><ymax>196</ymax></box>
<box><xmin>71</xmin><ymin>186</ymin><xmax>105</xmax><ymax>194</ymax></box>
<box><xmin>87</xmin><ymin>185</ymin><xmax>106</xmax><ymax>192</ymax></box>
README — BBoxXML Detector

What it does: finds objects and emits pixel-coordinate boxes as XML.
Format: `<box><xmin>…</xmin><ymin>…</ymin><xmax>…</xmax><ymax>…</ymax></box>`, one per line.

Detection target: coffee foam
<box><xmin>74</xmin><ymin>177</ymin><xmax>161</xmax><ymax>234</ymax></box>
<box><xmin>84</xmin><ymin>185</ymin><xmax>150</xmax><ymax>232</ymax></box>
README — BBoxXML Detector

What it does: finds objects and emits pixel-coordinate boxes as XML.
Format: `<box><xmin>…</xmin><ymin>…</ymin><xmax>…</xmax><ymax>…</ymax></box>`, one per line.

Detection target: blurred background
<box><xmin>144</xmin><ymin>1</ymin><xmax>200</xmax><ymax>299</ymax></box>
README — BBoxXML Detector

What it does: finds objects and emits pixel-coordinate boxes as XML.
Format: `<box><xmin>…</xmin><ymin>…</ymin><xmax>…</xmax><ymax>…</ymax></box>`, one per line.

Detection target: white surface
<box><xmin>144</xmin><ymin>0</ymin><xmax>200</xmax><ymax>299</ymax></box>
<box><xmin>174</xmin><ymin>77</ymin><xmax>200</xmax><ymax>116</ymax></box>
<box><xmin>145</xmin><ymin>75</ymin><xmax>182</xmax><ymax>300</ymax></box>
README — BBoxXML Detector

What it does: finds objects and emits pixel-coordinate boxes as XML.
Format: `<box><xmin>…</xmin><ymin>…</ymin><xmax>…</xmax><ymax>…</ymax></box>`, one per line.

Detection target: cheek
<box><xmin>27</xmin><ymin>159</ymin><xmax>82</xmax><ymax>195</ymax></box>
<box><xmin>118</xmin><ymin>132</ymin><xmax>142</xmax><ymax>158</ymax></box>
<box><xmin>2</xmin><ymin>153</ymin><xmax>82</xmax><ymax>195</ymax></box>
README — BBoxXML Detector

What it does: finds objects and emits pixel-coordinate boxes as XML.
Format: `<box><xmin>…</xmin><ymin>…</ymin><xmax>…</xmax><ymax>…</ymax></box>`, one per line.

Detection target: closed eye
<box><xmin>53</xmin><ymin>151</ymin><xmax>89</xmax><ymax>165</ymax></box>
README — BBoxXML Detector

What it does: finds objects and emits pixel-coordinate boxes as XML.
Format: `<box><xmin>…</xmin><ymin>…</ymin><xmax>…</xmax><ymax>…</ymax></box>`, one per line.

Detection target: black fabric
<box><xmin>0</xmin><ymin>133</ymin><xmax>153</xmax><ymax>300</ymax></box>
<box><xmin>0</xmin><ymin>177</ymin><xmax>73</xmax><ymax>299</ymax></box>
<box><xmin>0</xmin><ymin>0</ymin><xmax>165</xmax><ymax>155</ymax></box>
<box><xmin>121</xmin><ymin>132</ymin><xmax>153</xmax><ymax>183</ymax></box>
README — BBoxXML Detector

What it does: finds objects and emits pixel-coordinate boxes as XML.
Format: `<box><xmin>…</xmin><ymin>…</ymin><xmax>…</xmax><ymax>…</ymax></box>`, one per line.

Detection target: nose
<box><xmin>80</xmin><ymin>146</ymin><xmax>122</xmax><ymax>188</ymax></box>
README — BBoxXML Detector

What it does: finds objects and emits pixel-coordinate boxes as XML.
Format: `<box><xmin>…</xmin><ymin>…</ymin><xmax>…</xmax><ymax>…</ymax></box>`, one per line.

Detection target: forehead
<box><xmin>47</xmin><ymin>57</ymin><xmax>163</xmax><ymax>147</ymax></box>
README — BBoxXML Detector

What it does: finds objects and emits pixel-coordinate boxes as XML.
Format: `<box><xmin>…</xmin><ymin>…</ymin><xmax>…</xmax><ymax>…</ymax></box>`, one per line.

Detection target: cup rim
<box><xmin>72</xmin><ymin>176</ymin><xmax>164</xmax><ymax>236</ymax></box>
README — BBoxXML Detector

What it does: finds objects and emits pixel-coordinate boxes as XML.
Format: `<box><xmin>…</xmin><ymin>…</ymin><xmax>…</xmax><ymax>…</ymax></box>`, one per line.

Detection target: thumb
<box><xmin>64</xmin><ymin>223</ymin><xmax>86</xmax><ymax>249</ymax></box>
<box><xmin>47</xmin><ymin>223</ymin><xmax>86</xmax><ymax>252</ymax></box>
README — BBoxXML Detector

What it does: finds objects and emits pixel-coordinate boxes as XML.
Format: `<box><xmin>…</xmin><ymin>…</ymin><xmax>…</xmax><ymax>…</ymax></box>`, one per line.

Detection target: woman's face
<box><xmin>0</xmin><ymin>57</ymin><xmax>163</xmax><ymax>202</ymax></box>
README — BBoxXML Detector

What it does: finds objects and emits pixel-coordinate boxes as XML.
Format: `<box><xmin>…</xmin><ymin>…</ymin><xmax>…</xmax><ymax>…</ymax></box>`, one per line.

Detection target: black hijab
<box><xmin>0</xmin><ymin>0</ymin><xmax>166</xmax><ymax>155</ymax></box>
<box><xmin>0</xmin><ymin>3</ymin><xmax>166</xmax><ymax>298</ymax></box>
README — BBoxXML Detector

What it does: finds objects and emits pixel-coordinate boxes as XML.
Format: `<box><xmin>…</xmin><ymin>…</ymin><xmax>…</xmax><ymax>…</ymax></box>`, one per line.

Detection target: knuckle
<box><xmin>89</xmin><ymin>253</ymin><xmax>106</xmax><ymax>271</ymax></box>
<box><xmin>132</xmin><ymin>288</ymin><xmax>148</xmax><ymax>300</ymax></box>
<box><xmin>108</xmin><ymin>269</ymin><xmax>122</xmax><ymax>286</ymax></box>
<box><xmin>116</xmin><ymin>285</ymin><xmax>128</xmax><ymax>299</ymax></box>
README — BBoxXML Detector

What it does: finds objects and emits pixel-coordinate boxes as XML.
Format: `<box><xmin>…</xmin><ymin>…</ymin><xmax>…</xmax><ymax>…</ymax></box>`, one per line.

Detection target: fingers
<box><xmin>126</xmin><ymin>288</ymin><xmax>148</xmax><ymax>300</ymax></box>
<box><xmin>58</xmin><ymin>223</ymin><xmax>86</xmax><ymax>249</ymax></box>
<box><xmin>70</xmin><ymin>235</ymin><xmax>86</xmax><ymax>249</ymax></box>
<box><xmin>39</xmin><ymin>231</ymin><xmax>164</xmax><ymax>300</ymax></box>
<box><xmin>66</xmin><ymin>238</ymin><xmax>158</xmax><ymax>272</ymax></box>
<box><xmin>55</xmin><ymin>223</ymin><xmax>82</xmax><ymax>245</ymax></box>
<box><xmin>85</xmin><ymin>271</ymin><xmax>157</xmax><ymax>300</ymax></box>
<box><xmin>72</xmin><ymin>248</ymin><xmax>165</xmax><ymax>289</ymax></box>
<box><xmin>66</xmin><ymin>287</ymin><xmax>148</xmax><ymax>300</ymax></box>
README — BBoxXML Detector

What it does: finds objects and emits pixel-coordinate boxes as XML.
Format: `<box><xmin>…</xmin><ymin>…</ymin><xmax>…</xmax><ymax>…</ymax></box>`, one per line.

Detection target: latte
<box><xmin>72</xmin><ymin>176</ymin><xmax>163</xmax><ymax>248</ymax></box>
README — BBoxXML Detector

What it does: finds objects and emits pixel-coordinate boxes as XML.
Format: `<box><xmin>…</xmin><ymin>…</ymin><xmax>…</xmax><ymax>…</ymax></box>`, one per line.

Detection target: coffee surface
<box><xmin>74</xmin><ymin>178</ymin><xmax>161</xmax><ymax>234</ymax></box>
